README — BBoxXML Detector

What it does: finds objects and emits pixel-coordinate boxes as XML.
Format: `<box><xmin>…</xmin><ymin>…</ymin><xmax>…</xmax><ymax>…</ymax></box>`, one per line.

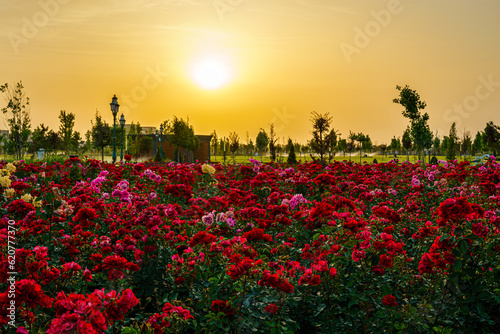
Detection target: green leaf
<box><xmin>460</xmin><ymin>240</ymin><xmax>468</xmax><ymax>253</ymax></box>
<box><xmin>348</xmin><ymin>299</ymin><xmax>358</xmax><ymax>308</ymax></box>
<box><xmin>314</xmin><ymin>303</ymin><xmax>326</xmax><ymax>317</ymax></box>
<box><xmin>454</xmin><ymin>259</ymin><xmax>463</xmax><ymax>272</ymax></box>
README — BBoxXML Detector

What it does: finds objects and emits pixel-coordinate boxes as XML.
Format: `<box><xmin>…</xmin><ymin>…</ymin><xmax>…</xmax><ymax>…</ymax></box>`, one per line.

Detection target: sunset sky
<box><xmin>1</xmin><ymin>0</ymin><xmax>500</xmax><ymax>145</ymax></box>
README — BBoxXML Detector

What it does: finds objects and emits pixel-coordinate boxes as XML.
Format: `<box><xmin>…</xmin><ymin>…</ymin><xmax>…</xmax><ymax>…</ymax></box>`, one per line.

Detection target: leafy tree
<box><xmin>309</xmin><ymin>111</ymin><xmax>333</xmax><ymax>164</ymax></box>
<box><xmin>433</xmin><ymin>135</ymin><xmax>441</xmax><ymax>156</ymax></box>
<box><xmin>0</xmin><ymin>81</ymin><xmax>31</xmax><ymax>159</ymax></box>
<box><xmin>0</xmin><ymin>133</ymin><xmax>7</xmax><ymax>158</ymax></box>
<box><xmin>166</xmin><ymin>117</ymin><xmax>199</xmax><ymax>162</ymax></box>
<box><xmin>46</xmin><ymin>130</ymin><xmax>61</xmax><ymax>156</ymax></box>
<box><xmin>446</xmin><ymin>122</ymin><xmax>458</xmax><ymax>161</ymax></box>
<box><xmin>256</xmin><ymin>129</ymin><xmax>268</xmax><ymax>162</ymax></box>
<box><xmin>461</xmin><ymin>130</ymin><xmax>472</xmax><ymax>159</ymax></box>
<box><xmin>390</xmin><ymin>136</ymin><xmax>401</xmax><ymax>156</ymax></box>
<box><xmin>472</xmin><ymin>131</ymin><xmax>483</xmax><ymax>155</ymax></box>
<box><xmin>287</xmin><ymin>138</ymin><xmax>297</xmax><ymax>164</ymax></box>
<box><xmin>29</xmin><ymin>124</ymin><xmax>50</xmax><ymax>155</ymax></box>
<box><xmin>483</xmin><ymin>121</ymin><xmax>500</xmax><ymax>156</ymax></box>
<box><xmin>380</xmin><ymin>144</ymin><xmax>388</xmax><ymax>157</ymax></box>
<box><xmin>211</xmin><ymin>130</ymin><xmax>218</xmax><ymax>161</ymax></box>
<box><xmin>393</xmin><ymin>85</ymin><xmax>432</xmax><ymax>161</ymax></box>
<box><xmin>128</xmin><ymin>122</ymin><xmax>143</xmax><ymax>160</ymax></box>
<box><xmin>91</xmin><ymin>111</ymin><xmax>112</xmax><ymax>162</ymax></box>
<box><xmin>338</xmin><ymin>138</ymin><xmax>347</xmax><ymax>158</ymax></box>
<box><xmin>402</xmin><ymin>128</ymin><xmax>412</xmax><ymax>161</ymax></box>
<box><xmin>84</xmin><ymin>130</ymin><xmax>93</xmax><ymax>156</ymax></box>
<box><xmin>326</xmin><ymin>128</ymin><xmax>338</xmax><ymax>162</ymax></box>
<box><xmin>248</xmin><ymin>139</ymin><xmax>255</xmax><ymax>157</ymax></box>
<box><xmin>351</xmin><ymin>132</ymin><xmax>371</xmax><ymax>163</ymax></box>
<box><xmin>58</xmin><ymin>110</ymin><xmax>75</xmax><ymax>156</ymax></box>
<box><xmin>268</xmin><ymin>124</ymin><xmax>277</xmax><ymax>162</ymax></box>
<box><xmin>229</xmin><ymin>132</ymin><xmax>240</xmax><ymax>160</ymax></box>
<box><xmin>71</xmin><ymin>131</ymin><xmax>82</xmax><ymax>155</ymax></box>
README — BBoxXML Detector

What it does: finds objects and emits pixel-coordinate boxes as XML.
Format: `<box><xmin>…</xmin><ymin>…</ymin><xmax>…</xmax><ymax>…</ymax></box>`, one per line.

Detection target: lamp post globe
<box><xmin>119</xmin><ymin>114</ymin><xmax>126</xmax><ymax>161</ymax></box>
<box><xmin>110</xmin><ymin>95</ymin><xmax>120</xmax><ymax>163</ymax></box>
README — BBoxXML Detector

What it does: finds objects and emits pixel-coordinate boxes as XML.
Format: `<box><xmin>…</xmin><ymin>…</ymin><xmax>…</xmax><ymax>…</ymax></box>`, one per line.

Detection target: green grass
<box><xmin>210</xmin><ymin>153</ymin><xmax>480</xmax><ymax>165</ymax></box>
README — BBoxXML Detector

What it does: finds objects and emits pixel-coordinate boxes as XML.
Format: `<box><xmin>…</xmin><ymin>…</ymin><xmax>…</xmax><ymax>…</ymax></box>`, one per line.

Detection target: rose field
<box><xmin>1</xmin><ymin>158</ymin><xmax>500</xmax><ymax>333</ymax></box>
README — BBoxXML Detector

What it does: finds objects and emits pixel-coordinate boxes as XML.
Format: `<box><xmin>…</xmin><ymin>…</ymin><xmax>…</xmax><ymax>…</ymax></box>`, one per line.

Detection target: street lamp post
<box><xmin>159</xmin><ymin>123</ymin><xmax>164</xmax><ymax>160</ymax></box>
<box><xmin>119</xmin><ymin>114</ymin><xmax>126</xmax><ymax>161</ymax></box>
<box><xmin>110</xmin><ymin>95</ymin><xmax>120</xmax><ymax>163</ymax></box>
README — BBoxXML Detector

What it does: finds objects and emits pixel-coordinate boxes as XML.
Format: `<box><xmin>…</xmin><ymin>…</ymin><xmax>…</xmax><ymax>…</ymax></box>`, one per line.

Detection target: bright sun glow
<box><xmin>190</xmin><ymin>58</ymin><xmax>231</xmax><ymax>89</ymax></box>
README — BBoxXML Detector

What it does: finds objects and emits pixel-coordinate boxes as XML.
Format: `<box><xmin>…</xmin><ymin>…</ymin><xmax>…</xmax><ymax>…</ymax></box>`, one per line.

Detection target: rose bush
<box><xmin>0</xmin><ymin>158</ymin><xmax>499</xmax><ymax>333</ymax></box>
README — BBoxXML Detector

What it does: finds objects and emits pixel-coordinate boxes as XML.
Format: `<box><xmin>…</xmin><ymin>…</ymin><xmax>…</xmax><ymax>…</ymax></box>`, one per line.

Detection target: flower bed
<box><xmin>1</xmin><ymin>157</ymin><xmax>500</xmax><ymax>333</ymax></box>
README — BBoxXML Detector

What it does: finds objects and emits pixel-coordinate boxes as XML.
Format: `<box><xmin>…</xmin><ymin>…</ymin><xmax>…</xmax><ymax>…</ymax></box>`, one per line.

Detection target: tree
<box><xmin>84</xmin><ymin>130</ymin><xmax>93</xmax><ymax>156</ymax></box>
<box><xmin>166</xmin><ymin>117</ymin><xmax>199</xmax><ymax>162</ymax></box>
<box><xmin>71</xmin><ymin>131</ymin><xmax>82</xmax><ymax>155</ymax></box>
<box><xmin>338</xmin><ymin>139</ymin><xmax>347</xmax><ymax>158</ymax></box>
<box><xmin>91</xmin><ymin>111</ymin><xmax>111</xmax><ymax>162</ymax></box>
<box><xmin>1</xmin><ymin>81</ymin><xmax>31</xmax><ymax>159</ymax></box>
<box><xmin>351</xmin><ymin>132</ymin><xmax>370</xmax><ymax>164</ymax></box>
<box><xmin>29</xmin><ymin>124</ymin><xmax>50</xmax><ymax>155</ymax></box>
<box><xmin>128</xmin><ymin>122</ymin><xmax>143</xmax><ymax>160</ymax></box>
<box><xmin>380</xmin><ymin>144</ymin><xmax>388</xmax><ymax>157</ymax></box>
<box><xmin>483</xmin><ymin>121</ymin><xmax>500</xmax><ymax>156</ymax></box>
<box><xmin>309</xmin><ymin>111</ymin><xmax>333</xmax><ymax>164</ymax></box>
<box><xmin>268</xmin><ymin>124</ymin><xmax>277</xmax><ymax>162</ymax></box>
<box><xmin>211</xmin><ymin>130</ymin><xmax>218</xmax><ymax>161</ymax></box>
<box><xmin>46</xmin><ymin>130</ymin><xmax>61</xmax><ymax>156</ymax></box>
<box><xmin>229</xmin><ymin>132</ymin><xmax>240</xmax><ymax>161</ymax></box>
<box><xmin>461</xmin><ymin>130</ymin><xmax>472</xmax><ymax>159</ymax></box>
<box><xmin>472</xmin><ymin>131</ymin><xmax>483</xmax><ymax>156</ymax></box>
<box><xmin>294</xmin><ymin>142</ymin><xmax>301</xmax><ymax>158</ymax></box>
<box><xmin>393</xmin><ymin>85</ymin><xmax>432</xmax><ymax>161</ymax></box>
<box><xmin>390</xmin><ymin>136</ymin><xmax>401</xmax><ymax>156</ymax></box>
<box><xmin>256</xmin><ymin>129</ymin><xmax>268</xmax><ymax>162</ymax></box>
<box><xmin>58</xmin><ymin>110</ymin><xmax>75</xmax><ymax>156</ymax></box>
<box><xmin>287</xmin><ymin>138</ymin><xmax>297</xmax><ymax>164</ymax></box>
<box><xmin>402</xmin><ymin>128</ymin><xmax>412</xmax><ymax>161</ymax></box>
<box><xmin>326</xmin><ymin>128</ymin><xmax>338</xmax><ymax>162</ymax></box>
<box><xmin>433</xmin><ymin>135</ymin><xmax>441</xmax><ymax>156</ymax></box>
<box><xmin>446</xmin><ymin>122</ymin><xmax>458</xmax><ymax>161</ymax></box>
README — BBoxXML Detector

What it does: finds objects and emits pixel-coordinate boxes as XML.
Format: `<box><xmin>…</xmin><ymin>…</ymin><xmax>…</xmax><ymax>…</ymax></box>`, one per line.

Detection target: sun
<box><xmin>190</xmin><ymin>57</ymin><xmax>231</xmax><ymax>90</ymax></box>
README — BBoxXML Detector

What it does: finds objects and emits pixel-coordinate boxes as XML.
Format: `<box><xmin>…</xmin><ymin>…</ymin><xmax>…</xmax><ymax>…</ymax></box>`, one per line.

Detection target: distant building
<box><xmin>123</xmin><ymin>124</ymin><xmax>156</xmax><ymax>135</ymax></box>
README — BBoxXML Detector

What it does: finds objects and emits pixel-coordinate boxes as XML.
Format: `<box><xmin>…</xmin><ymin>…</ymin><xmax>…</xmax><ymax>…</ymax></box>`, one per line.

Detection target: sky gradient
<box><xmin>1</xmin><ymin>0</ymin><xmax>500</xmax><ymax>145</ymax></box>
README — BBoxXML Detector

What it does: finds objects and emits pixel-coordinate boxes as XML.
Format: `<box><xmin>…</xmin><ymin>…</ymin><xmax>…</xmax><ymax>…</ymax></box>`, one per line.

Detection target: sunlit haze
<box><xmin>1</xmin><ymin>0</ymin><xmax>499</xmax><ymax>144</ymax></box>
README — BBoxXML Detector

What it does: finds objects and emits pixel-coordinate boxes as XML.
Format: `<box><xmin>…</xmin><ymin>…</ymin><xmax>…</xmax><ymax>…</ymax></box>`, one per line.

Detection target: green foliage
<box><xmin>91</xmin><ymin>111</ymin><xmax>111</xmax><ymax>162</ymax></box>
<box><xmin>309</xmin><ymin>111</ymin><xmax>333</xmax><ymax>164</ymax></box>
<box><xmin>228</xmin><ymin>132</ymin><xmax>239</xmax><ymax>158</ymax></box>
<box><xmin>287</xmin><ymin>138</ymin><xmax>297</xmax><ymax>164</ymax></box>
<box><xmin>256</xmin><ymin>129</ymin><xmax>269</xmax><ymax>162</ymax></box>
<box><xmin>58</xmin><ymin>110</ymin><xmax>75</xmax><ymax>155</ymax></box>
<box><xmin>446</xmin><ymin>122</ymin><xmax>458</xmax><ymax>161</ymax></box>
<box><xmin>0</xmin><ymin>81</ymin><xmax>31</xmax><ymax>159</ymax></box>
<box><xmin>166</xmin><ymin>117</ymin><xmax>199</xmax><ymax>162</ymax></box>
<box><xmin>268</xmin><ymin>123</ymin><xmax>277</xmax><ymax>162</ymax></box>
<box><xmin>394</xmin><ymin>85</ymin><xmax>432</xmax><ymax>160</ymax></box>
<box><xmin>483</xmin><ymin>121</ymin><xmax>500</xmax><ymax>156</ymax></box>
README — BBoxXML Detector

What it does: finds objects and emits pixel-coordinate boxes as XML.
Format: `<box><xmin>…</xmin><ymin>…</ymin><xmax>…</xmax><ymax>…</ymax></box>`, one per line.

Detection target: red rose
<box><xmin>382</xmin><ymin>294</ymin><xmax>398</xmax><ymax>307</ymax></box>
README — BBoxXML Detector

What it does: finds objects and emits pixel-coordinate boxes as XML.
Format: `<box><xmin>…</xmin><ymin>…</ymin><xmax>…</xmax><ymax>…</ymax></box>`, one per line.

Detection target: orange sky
<box><xmin>1</xmin><ymin>0</ymin><xmax>500</xmax><ymax>145</ymax></box>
